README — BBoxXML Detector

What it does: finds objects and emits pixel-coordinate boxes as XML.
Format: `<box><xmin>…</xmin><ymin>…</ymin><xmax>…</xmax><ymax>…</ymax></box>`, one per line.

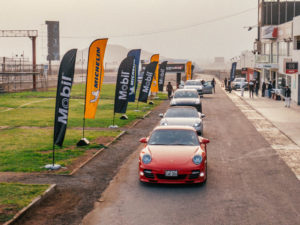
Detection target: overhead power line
<box><xmin>59</xmin><ymin>6</ymin><xmax>257</xmax><ymax>39</ymax></box>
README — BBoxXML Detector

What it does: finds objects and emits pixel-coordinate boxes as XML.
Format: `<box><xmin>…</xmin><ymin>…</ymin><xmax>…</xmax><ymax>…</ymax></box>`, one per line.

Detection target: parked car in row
<box><xmin>139</xmin><ymin>126</ymin><xmax>210</xmax><ymax>184</ymax></box>
<box><xmin>170</xmin><ymin>89</ymin><xmax>202</xmax><ymax>112</ymax></box>
<box><xmin>159</xmin><ymin>106</ymin><xmax>205</xmax><ymax>135</ymax></box>
<box><xmin>184</xmin><ymin>80</ymin><xmax>203</xmax><ymax>96</ymax></box>
<box><xmin>201</xmin><ymin>80</ymin><xmax>213</xmax><ymax>94</ymax></box>
<box><xmin>231</xmin><ymin>78</ymin><xmax>248</xmax><ymax>90</ymax></box>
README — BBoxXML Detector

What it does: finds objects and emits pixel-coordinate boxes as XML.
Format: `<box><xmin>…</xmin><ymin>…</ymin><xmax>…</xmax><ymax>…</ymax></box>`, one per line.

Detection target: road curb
<box><xmin>222</xmin><ymin>87</ymin><xmax>300</xmax><ymax>150</ymax></box>
<box><xmin>68</xmin><ymin>131</ymin><xmax>126</xmax><ymax>176</ymax></box>
<box><xmin>230</xmin><ymin>90</ymin><xmax>300</xmax><ymax>148</ymax></box>
<box><xmin>69</xmin><ymin>109</ymin><xmax>155</xmax><ymax>175</ymax></box>
<box><xmin>128</xmin><ymin>110</ymin><xmax>152</xmax><ymax>129</ymax></box>
<box><xmin>3</xmin><ymin>184</ymin><xmax>56</xmax><ymax>225</ymax></box>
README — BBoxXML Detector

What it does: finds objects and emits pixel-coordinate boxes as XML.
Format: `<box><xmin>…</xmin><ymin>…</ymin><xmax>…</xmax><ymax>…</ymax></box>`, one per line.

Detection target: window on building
<box><xmin>278</xmin><ymin>42</ymin><xmax>288</xmax><ymax>56</ymax></box>
<box><xmin>277</xmin><ymin>73</ymin><xmax>286</xmax><ymax>89</ymax></box>
<box><xmin>265</xmin><ymin>43</ymin><xmax>271</xmax><ymax>55</ymax></box>
<box><xmin>295</xmin><ymin>36</ymin><xmax>300</xmax><ymax>50</ymax></box>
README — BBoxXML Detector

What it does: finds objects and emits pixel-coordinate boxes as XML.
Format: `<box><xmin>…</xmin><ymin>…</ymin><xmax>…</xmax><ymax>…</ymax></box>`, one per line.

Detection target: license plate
<box><xmin>165</xmin><ymin>170</ymin><xmax>178</xmax><ymax>177</ymax></box>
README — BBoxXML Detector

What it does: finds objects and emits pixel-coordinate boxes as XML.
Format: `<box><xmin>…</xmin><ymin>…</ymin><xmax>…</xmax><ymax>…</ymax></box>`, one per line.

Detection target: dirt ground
<box><xmin>2</xmin><ymin>100</ymin><xmax>170</xmax><ymax>225</ymax></box>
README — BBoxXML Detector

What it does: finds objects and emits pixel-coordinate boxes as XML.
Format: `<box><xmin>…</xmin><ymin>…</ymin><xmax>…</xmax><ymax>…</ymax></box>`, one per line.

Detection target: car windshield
<box><xmin>148</xmin><ymin>130</ymin><xmax>199</xmax><ymax>146</ymax></box>
<box><xmin>174</xmin><ymin>91</ymin><xmax>198</xmax><ymax>98</ymax></box>
<box><xmin>165</xmin><ymin>108</ymin><xmax>198</xmax><ymax>118</ymax></box>
<box><xmin>235</xmin><ymin>78</ymin><xmax>241</xmax><ymax>82</ymax></box>
<box><xmin>185</xmin><ymin>80</ymin><xmax>201</xmax><ymax>86</ymax></box>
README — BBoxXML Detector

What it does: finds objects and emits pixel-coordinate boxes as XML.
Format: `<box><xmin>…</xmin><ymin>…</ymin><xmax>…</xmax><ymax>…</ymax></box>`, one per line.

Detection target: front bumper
<box><xmin>139</xmin><ymin>165</ymin><xmax>206</xmax><ymax>184</ymax></box>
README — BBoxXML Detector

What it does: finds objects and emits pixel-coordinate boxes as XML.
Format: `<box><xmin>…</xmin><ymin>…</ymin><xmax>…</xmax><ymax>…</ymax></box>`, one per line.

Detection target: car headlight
<box><xmin>161</xmin><ymin>122</ymin><xmax>168</xmax><ymax>126</ymax></box>
<box><xmin>195</xmin><ymin>99</ymin><xmax>200</xmax><ymax>104</ymax></box>
<box><xmin>192</xmin><ymin>155</ymin><xmax>202</xmax><ymax>165</ymax></box>
<box><xmin>142</xmin><ymin>154</ymin><xmax>152</xmax><ymax>164</ymax></box>
<box><xmin>193</xmin><ymin>123</ymin><xmax>201</xmax><ymax>127</ymax></box>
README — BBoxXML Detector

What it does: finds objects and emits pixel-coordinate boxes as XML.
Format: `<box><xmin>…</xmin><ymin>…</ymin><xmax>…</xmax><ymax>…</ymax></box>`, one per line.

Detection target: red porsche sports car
<box><xmin>139</xmin><ymin>126</ymin><xmax>210</xmax><ymax>184</ymax></box>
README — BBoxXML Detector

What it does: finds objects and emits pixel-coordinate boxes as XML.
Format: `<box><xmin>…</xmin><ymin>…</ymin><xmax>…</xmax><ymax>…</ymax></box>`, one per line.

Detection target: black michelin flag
<box><xmin>138</xmin><ymin>61</ymin><xmax>158</xmax><ymax>103</ymax></box>
<box><xmin>158</xmin><ymin>61</ymin><xmax>168</xmax><ymax>92</ymax></box>
<box><xmin>53</xmin><ymin>49</ymin><xmax>77</xmax><ymax>147</ymax></box>
<box><xmin>114</xmin><ymin>56</ymin><xmax>134</xmax><ymax>113</ymax></box>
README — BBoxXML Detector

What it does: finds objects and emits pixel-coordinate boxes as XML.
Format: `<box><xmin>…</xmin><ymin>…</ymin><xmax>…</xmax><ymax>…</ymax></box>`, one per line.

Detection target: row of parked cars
<box><xmin>138</xmin><ymin>79</ymin><xmax>211</xmax><ymax>185</ymax></box>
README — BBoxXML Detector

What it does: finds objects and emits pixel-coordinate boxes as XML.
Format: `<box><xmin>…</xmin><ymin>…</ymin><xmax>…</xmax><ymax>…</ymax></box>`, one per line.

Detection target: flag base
<box><xmin>120</xmin><ymin>114</ymin><xmax>128</xmax><ymax>120</ymax></box>
<box><xmin>45</xmin><ymin>164</ymin><xmax>61</xmax><ymax>170</ymax></box>
<box><xmin>109</xmin><ymin>125</ymin><xmax>119</xmax><ymax>128</ymax></box>
<box><xmin>77</xmin><ymin>138</ymin><xmax>90</xmax><ymax>146</ymax></box>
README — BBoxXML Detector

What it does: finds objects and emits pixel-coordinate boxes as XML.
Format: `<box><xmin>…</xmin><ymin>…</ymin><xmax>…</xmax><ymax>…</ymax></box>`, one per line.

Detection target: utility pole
<box><xmin>31</xmin><ymin>36</ymin><xmax>37</xmax><ymax>90</ymax></box>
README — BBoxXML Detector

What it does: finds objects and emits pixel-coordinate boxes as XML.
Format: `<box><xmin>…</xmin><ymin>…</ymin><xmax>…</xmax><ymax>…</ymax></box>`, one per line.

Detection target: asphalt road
<box><xmin>82</xmin><ymin>83</ymin><xmax>300</xmax><ymax>225</ymax></box>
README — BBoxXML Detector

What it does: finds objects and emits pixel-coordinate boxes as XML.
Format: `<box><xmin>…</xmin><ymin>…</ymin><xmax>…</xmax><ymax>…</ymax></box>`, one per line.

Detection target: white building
<box><xmin>257</xmin><ymin>15</ymin><xmax>300</xmax><ymax>104</ymax></box>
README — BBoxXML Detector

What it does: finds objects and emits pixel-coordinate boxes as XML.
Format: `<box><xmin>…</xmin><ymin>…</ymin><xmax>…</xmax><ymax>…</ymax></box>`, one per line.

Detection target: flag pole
<box><xmin>113</xmin><ymin>113</ymin><xmax>116</xmax><ymax>126</ymax></box>
<box><xmin>77</xmin><ymin>52</ymin><xmax>89</xmax><ymax>146</ymax></box>
<box><xmin>52</xmin><ymin>143</ymin><xmax>55</xmax><ymax>166</ymax></box>
<box><xmin>83</xmin><ymin>118</ymin><xmax>86</xmax><ymax>138</ymax></box>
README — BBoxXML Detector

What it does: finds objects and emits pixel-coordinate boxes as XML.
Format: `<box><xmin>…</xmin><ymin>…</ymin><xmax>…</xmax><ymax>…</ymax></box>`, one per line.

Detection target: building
<box><xmin>254</xmin><ymin>0</ymin><xmax>300</xmax><ymax>104</ymax></box>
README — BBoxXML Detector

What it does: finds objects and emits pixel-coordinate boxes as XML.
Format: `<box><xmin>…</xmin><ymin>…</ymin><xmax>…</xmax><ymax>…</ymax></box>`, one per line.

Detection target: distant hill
<box><xmin>76</xmin><ymin>44</ymin><xmax>188</xmax><ymax>71</ymax></box>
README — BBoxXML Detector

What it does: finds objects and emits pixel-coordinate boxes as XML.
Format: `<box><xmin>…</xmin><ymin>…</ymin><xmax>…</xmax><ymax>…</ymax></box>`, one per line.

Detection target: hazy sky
<box><xmin>0</xmin><ymin>0</ymin><xmax>257</xmax><ymax>64</ymax></box>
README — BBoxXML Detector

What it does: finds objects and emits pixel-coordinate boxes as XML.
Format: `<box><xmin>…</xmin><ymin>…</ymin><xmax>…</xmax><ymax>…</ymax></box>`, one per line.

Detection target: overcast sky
<box><xmin>0</xmin><ymin>0</ymin><xmax>257</xmax><ymax>64</ymax></box>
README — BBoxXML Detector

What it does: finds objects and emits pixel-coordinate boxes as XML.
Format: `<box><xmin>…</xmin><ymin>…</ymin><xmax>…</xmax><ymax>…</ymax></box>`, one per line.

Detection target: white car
<box><xmin>184</xmin><ymin>80</ymin><xmax>203</xmax><ymax>96</ymax></box>
<box><xmin>232</xmin><ymin>78</ymin><xmax>248</xmax><ymax>90</ymax></box>
<box><xmin>160</xmin><ymin>106</ymin><xmax>205</xmax><ymax>135</ymax></box>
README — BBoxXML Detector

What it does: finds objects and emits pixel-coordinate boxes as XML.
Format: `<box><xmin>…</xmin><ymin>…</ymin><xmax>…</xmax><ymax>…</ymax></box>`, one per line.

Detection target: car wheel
<box><xmin>199</xmin><ymin>104</ymin><xmax>202</xmax><ymax>113</ymax></box>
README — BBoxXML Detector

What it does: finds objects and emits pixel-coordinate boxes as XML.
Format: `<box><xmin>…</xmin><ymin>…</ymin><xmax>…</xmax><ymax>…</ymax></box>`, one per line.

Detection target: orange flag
<box><xmin>150</xmin><ymin>54</ymin><xmax>159</xmax><ymax>93</ymax></box>
<box><xmin>186</xmin><ymin>61</ymin><xmax>192</xmax><ymax>80</ymax></box>
<box><xmin>84</xmin><ymin>38</ymin><xmax>108</xmax><ymax>119</ymax></box>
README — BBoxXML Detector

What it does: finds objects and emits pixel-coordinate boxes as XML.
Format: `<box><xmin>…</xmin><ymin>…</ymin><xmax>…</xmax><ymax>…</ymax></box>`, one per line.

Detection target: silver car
<box><xmin>160</xmin><ymin>106</ymin><xmax>205</xmax><ymax>135</ymax></box>
<box><xmin>184</xmin><ymin>80</ymin><xmax>203</xmax><ymax>96</ymax></box>
<box><xmin>202</xmin><ymin>81</ymin><xmax>213</xmax><ymax>94</ymax></box>
<box><xmin>170</xmin><ymin>89</ymin><xmax>202</xmax><ymax>112</ymax></box>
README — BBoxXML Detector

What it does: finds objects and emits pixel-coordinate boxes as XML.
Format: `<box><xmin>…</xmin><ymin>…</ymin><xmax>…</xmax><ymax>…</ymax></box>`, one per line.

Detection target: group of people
<box><xmin>224</xmin><ymin>77</ymin><xmax>292</xmax><ymax>108</ymax></box>
<box><xmin>261</xmin><ymin>81</ymin><xmax>273</xmax><ymax>98</ymax></box>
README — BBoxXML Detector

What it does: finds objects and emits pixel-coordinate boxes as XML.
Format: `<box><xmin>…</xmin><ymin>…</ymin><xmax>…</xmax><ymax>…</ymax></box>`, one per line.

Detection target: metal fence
<box><xmin>0</xmin><ymin>56</ymin><xmax>89</xmax><ymax>93</ymax></box>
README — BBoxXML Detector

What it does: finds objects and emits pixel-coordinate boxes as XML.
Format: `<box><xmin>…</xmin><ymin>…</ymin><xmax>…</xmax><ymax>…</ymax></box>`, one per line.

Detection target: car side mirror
<box><xmin>201</xmin><ymin>138</ymin><xmax>210</xmax><ymax>144</ymax></box>
<box><xmin>139</xmin><ymin>137</ymin><xmax>148</xmax><ymax>143</ymax></box>
<box><xmin>159</xmin><ymin>113</ymin><xmax>164</xmax><ymax>118</ymax></box>
<box><xmin>201</xmin><ymin>114</ymin><xmax>205</xmax><ymax>118</ymax></box>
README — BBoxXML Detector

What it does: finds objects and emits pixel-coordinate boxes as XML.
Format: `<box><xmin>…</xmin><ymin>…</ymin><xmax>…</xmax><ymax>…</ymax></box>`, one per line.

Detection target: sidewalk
<box><xmin>233</xmin><ymin>89</ymin><xmax>300</xmax><ymax>147</ymax></box>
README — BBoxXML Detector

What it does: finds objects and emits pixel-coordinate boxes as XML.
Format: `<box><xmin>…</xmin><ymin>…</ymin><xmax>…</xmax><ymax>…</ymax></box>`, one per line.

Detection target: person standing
<box><xmin>255</xmin><ymin>80</ymin><xmax>259</xmax><ymax>96</ymax></box>
<box><xmin>268</xmin><ymin>82</ymin><xmax>273</xmax><ymax>98</ymax></box>
<box><xmin>224</xmin><ymin>77</ymin><xmax>227</xmax><ymax>89</ymax></box>
<box><xmin>285</xmin><ymin>85</ymin><xmax>291</xmax><ymax>107</ymax></box>
<box><xmin>228</xmin><ymin>80</ymin><xmax>232</xmax><ymax>93</ymax></box>
<box><xmin>166</xmin><ymin>82</ymin><xmax>174</xmax><ymax>100</ymax></box>
<box><xmin>249</xmin><ymin>80</ymin><xmax>254</xmax><ymax>98</ymax></box>
<box><xmin>211</xmin><ymin>78</ymin><xmax>216</xmax><ymax>93</ymax></box>
<box><xmin>262</xmin><ymin>81</ymin><xmax>266</xmax><ymax>97</ymax></box>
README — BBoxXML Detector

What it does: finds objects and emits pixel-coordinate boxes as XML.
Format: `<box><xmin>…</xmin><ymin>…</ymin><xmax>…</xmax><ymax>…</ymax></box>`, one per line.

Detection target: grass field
<box><xmin>0</xmin><ymin>83</ymin><xmax>167</xmax><ymax>172</ymax></box>
<box><xmin>0</xmin><ymin>183</ymin><xmax>49</xmax><ymax>223</ymax></box>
